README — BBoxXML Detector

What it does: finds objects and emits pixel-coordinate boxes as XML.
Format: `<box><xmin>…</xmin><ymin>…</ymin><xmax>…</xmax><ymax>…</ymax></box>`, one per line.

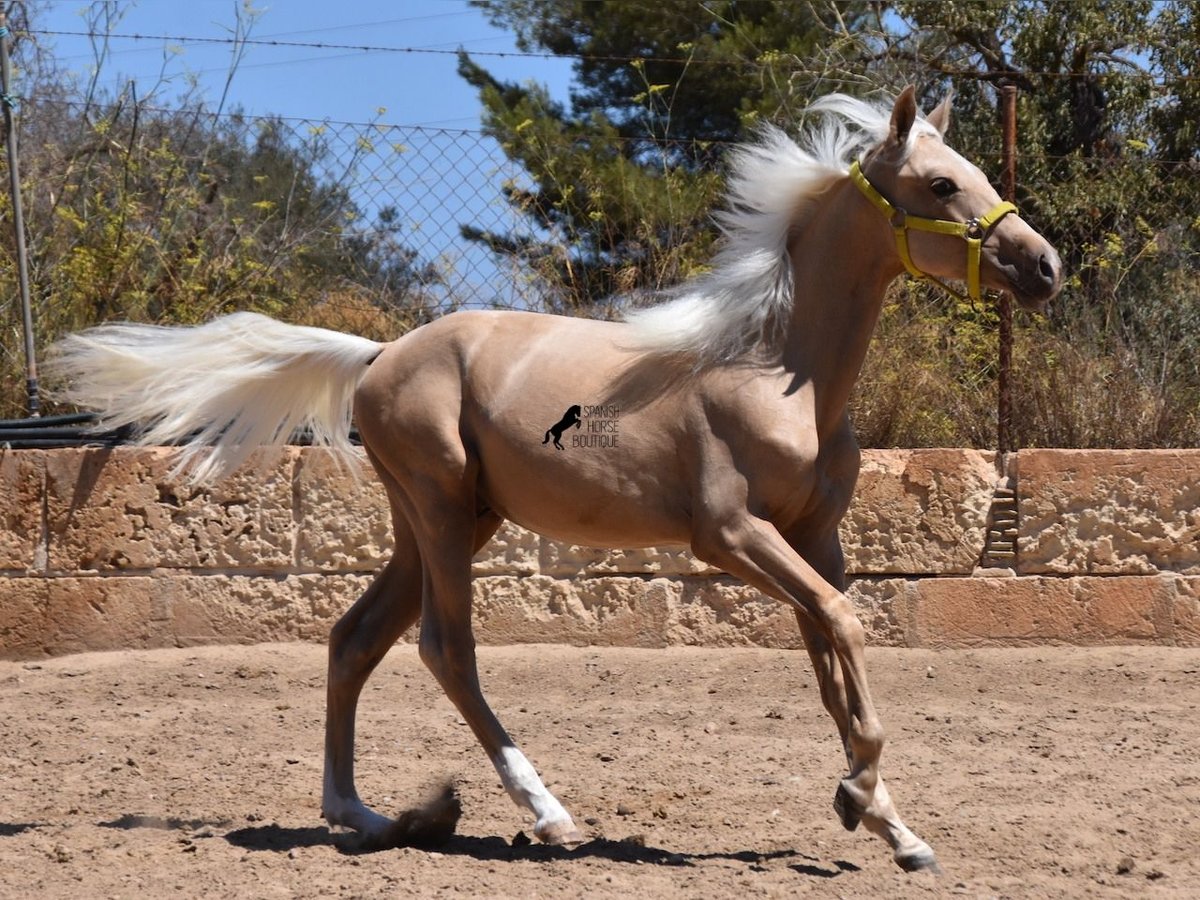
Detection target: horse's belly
<box><xmin>492</xmin><ymin>491</ymin><xmax>686</xmax><ymax>549</ymax></box>
<box><xmin>473</xmin><ymin>411</ymin><xmax>692</xmax><ymax>549</ymax></box>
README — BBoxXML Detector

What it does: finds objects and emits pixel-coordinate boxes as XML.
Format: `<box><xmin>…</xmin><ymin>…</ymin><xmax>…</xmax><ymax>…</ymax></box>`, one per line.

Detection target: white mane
<box><xmin>623</xmin><ymin>93</ymin><xmax>939</xmax><ymax>363</ymax></box>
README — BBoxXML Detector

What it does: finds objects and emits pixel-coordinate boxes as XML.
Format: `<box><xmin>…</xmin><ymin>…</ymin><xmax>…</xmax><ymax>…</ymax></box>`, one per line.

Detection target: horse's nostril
<box><xmin>1038</xmin><ymin>254</ymin><xmax>1056</xmax><ymax>282</ymax></box>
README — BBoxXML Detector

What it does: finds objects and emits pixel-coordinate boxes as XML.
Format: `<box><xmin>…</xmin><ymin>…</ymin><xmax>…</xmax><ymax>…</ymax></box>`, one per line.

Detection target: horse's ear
<box><xmin>927</xmin><ymin>90</ymin><xmax>953</xmax><ymax>136</ymax></box>
<box><xmin>889</xmin><ymin>85</ymin><xmax>918</xmax><ymax>148</ymax></box>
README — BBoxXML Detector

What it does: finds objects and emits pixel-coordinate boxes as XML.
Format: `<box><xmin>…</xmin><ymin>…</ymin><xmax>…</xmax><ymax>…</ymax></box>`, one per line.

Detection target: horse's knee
<box><xmin>690</xmin><ymin>518</ymin><xmax>757</xmax><ymax>569</ymax></box>
<box><xmin>824</xmin><ymin>595</ymin><xmax>866</xmax><ymax>654</ymax></box>
<box><xmin>849</xmin><ymin>714</ymin><xmax>885</xmax><ymax>762</ymax></box>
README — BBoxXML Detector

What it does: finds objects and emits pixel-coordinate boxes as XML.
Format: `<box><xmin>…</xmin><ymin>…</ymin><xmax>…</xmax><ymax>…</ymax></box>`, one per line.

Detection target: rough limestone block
<box><xmin>1019</xmin><ymin>449</ymin><xmax>1200</xmax><ymax>575</ymax></box>
<box><xmin>841</xmin><ymin>449</ymin><xmax>997</xmax><ymax>575</ymax></box>
<box><xmin>660</xmin><ymin>577</ymin><xmax>911</xmax><ymax>649</ymax></box>
<box><xmin>41</xmin><ymin>575</ymin><xmax>164</xmax><ymax>654</ymax></box>
<box><xmin>1171</xmin><ymin>576</ymin><xmax>1200</xmax><ymax>646</ymax></box>
<box><xmin>473</xmin><ymin>522</ymin><xmax>541</xmax><ymax>576</ymax></box>
<box><xmin>45</xmin><ymin>447</ymin><xmax>297</xmax><ymax>573</ymax></box>
<box><xmin>0</xmin><ymin>449</ymin><xmax>44</xmax><ymax>572</ymax></box>
<box><xmin>665</xmin><ymin>577</ymin><xmax>801</xmax><ymax>648</ymax></box>
<box><xmin>166</xmin><ymin>573</ymin><xmax>374</xmax><ymax>644</ymax></box>
<box><xmin>847</xmin><ymin>578</ymin><xmax>914</xmax><ymax>647</ymax></box>
<box><xmin>911</xmin><ymin>575</ymin><xmax>1173</xmax><ymax>647</ymax></box>
<box><xmin>472</xmin><ymin>575</ymin><xmax>674</xmax><ymax>647</ymax></box>
<box><xmin>295</xmin><ymin>449</ymin><xmax>392</xmax><ymax>571</ymax></box>
<box><xmin>0</xmin><ymin>577</ymin><xmax>49</xmax><ymax>659</ymax></box>
<box><xmin>35</xmin><ymin>573</ymin><xmax>373</xmax><ymax>656</ymax></box>
<box><xmin>539</xmin><ymin>539</ymin><xmax>718</xmax><ymax>577</ymax></box>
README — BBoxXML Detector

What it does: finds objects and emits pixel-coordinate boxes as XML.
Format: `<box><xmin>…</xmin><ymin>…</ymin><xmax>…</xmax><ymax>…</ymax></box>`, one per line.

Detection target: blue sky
<box><xmin>34</xmin><ymin>0</ymin><xmax>574</xmax><ymax>127</ymax></box>
<box><xmin>29</xmin><ymin>1</ymin><xmax>579</xmax><ymax>310</ymax></box>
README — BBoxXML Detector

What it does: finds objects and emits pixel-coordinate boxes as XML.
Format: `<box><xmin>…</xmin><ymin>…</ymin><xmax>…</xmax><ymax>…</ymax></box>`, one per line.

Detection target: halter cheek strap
<box><xmin>849</xmin><ymin>160</ymin><xmax>1018</xmax><ymax>302</ymax></box>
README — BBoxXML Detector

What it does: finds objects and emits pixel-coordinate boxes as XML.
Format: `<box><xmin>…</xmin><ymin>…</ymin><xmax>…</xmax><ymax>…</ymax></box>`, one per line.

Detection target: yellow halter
<box><xmin>849</xmin><ymin>159</ymin><xmax>1018</xmax><ymax>302</ymax></box>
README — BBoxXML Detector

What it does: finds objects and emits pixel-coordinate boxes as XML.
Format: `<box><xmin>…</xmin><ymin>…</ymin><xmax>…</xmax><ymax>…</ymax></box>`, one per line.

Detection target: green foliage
<box><xmin>461</xmin><ymin>0</ymin><xmax>874</xmax><ymax>312</ymax></box>
<box><xmin>464</xmin><ymin>0</ymin><xmax>1200</xmax><ymax>447</ymax></box>
<box><xmin>457</xmin><ymin>54</ymin><xmax>719</xmax><ymax>314</ymax></box>
<box><xmin>476</xmin><ymin>0</ymin><xmax>873</xmax><ymax>144</ymax></box>
<box><xmin>0</xmin><ymin>99</ymin><xmax>442</xmax><ymax>417</ymax></box>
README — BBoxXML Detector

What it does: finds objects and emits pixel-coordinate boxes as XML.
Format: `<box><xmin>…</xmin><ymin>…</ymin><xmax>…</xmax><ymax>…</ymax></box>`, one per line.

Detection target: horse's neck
<box><xmin>781</xmin><ymin>179</ymin><xmax>902</xmax><ymax>437</ymax></box>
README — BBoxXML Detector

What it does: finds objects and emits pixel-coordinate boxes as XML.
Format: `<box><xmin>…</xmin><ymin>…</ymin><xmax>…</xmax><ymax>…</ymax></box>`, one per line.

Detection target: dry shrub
<box><xmin>853</xmin><ymin>286</ymin><xmax>1200</xmax><ymax>450</ymax></box>
<box><xmin>852</xmin><ymin>287</ymin><xmax>998</xmax><ymax>448</ymax></box>
<box><xmin>1012</xmin><ymin>328</ymin><xmax>1199</xmax><ymax>448</ymax></box>
<box><xmin>287</xmin><ymin>291</ymin><xmax>415</xmax><ymax>344</ymax></box>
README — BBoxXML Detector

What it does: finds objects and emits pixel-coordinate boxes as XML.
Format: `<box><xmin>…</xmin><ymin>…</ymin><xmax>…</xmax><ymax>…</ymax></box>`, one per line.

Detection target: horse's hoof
<box><xmin>833</xmin><ymin>781</ymin><xmax>863</xmax><ymax>832</ymax></box>
<box><xmin>536</xmin><ymin>818</ymin><xmax>585</xmax><ymax>848</ymax></box>
<box><xmin>896</xmin><ymin>848</ymin><xmax>942</xmax><ymax>875</ymax></box>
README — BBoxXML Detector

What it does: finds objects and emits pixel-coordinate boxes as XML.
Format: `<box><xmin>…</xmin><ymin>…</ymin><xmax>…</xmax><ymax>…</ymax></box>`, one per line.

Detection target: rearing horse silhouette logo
<box><xmin>543</xmin><ymin>405</ymin><xmax>581</xmax><ymax>450</ymax></box>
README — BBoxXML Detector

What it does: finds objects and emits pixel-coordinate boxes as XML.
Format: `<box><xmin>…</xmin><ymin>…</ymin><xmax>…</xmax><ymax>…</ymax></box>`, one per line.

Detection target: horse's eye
<box><xmin>930</xmin><ymin>177</ymin><xmax>959</xmax><ymax>199</ymax></box>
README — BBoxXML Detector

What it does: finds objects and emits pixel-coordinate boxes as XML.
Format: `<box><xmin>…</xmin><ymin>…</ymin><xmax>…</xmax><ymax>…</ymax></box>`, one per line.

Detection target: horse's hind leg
<box><xmin>411</xmin><ymin>496</ymin><xmax>582</xmax><ymax>846</ymax></box>
<box><xmin>322</xmin><ymin>504</ymin><xmax>423</xmax><ymax>837</ymax></box>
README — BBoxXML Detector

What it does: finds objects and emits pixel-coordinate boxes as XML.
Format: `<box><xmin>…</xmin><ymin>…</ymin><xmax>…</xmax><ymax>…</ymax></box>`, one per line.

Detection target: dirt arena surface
<box><xmin>1</xmin><ymin>642</ymin><xmax>1197</xmax><ymax>899</ymax></box>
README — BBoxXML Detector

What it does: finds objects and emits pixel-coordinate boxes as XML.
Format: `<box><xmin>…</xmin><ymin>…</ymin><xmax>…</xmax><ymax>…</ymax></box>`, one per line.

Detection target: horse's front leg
<box><xmin>788</xmin><ymin>528</ymin><xmax>940</xmax><ymax>873</ymax></box>
<box><xmin>694</xmin><ymin>514</ymin><xmax>938</xmax><ymax>873</ymax></box>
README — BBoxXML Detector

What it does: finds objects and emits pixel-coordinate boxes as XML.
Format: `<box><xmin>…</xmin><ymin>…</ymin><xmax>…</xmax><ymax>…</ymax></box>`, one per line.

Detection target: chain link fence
<box><xmin>289</xmin><ymin>119</ymin><xmax>542</xmax><ymax>311</ymax></box>
<box><xmin>0</xmin><ymin>98</ymin><xmax>553</xmax><ymax>417</ymax></box>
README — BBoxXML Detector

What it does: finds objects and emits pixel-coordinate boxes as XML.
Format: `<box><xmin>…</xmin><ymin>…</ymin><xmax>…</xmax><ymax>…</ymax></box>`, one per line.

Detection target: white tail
<box><xmin>47</xmin><ymin>312</ymin><xmax>384</xmax><ymax>483</ymax></box>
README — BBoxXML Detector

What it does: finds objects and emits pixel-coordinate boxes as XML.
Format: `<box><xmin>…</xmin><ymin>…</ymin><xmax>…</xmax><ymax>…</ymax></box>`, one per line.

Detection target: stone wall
<box><xmin>1</xmin><ymin>446</ymin><xmax>1197</xmax><ymax>659</ymax></box>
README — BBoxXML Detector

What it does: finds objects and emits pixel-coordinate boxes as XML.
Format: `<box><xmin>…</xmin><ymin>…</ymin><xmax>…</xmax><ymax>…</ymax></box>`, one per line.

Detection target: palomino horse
<box><xmin>50</xmin><ymin>87</ymin><xmax>1061</xmax><ymax>873</ymax></box>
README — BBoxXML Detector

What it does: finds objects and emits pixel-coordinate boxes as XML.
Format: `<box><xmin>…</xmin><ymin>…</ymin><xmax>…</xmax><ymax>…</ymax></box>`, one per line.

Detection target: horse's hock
<box><xmin>2</xmin><ymin>446</ymin><xmax>1198</xmax><ymax>659</ymax></box>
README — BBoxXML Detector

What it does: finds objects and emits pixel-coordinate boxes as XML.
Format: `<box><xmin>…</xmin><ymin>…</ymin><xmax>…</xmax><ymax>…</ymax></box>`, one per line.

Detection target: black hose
<box><xmin>0</xmin><ymin>416</ymin><xmax>360</xmax><ymax>449</ymax></box>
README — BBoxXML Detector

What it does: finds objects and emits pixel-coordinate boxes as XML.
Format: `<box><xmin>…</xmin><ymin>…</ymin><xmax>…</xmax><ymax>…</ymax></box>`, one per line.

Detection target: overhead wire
<box><xmin>24</xmin><ymin>26</ymin><xmax>1196</xmax><ymax>89</ymax></box>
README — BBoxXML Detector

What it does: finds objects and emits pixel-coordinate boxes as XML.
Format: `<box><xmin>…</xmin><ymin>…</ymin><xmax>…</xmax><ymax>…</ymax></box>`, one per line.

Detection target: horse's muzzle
<box><xmin>1015</xmin><ymin>246</ymin><xmax>1063</xmax><ymax>311</ymax></box>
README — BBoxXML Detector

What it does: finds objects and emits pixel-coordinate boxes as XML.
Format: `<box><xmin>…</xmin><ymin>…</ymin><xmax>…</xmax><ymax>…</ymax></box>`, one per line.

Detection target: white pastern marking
<box><xmin>494</xmin><ymin>746</ymin><xmax>571</xmax><ymax>828</ymax></box>
<box><xmin>321</xmin><ymin>760</ymin><xmax>390</xmax><ymax>834</ymax></box>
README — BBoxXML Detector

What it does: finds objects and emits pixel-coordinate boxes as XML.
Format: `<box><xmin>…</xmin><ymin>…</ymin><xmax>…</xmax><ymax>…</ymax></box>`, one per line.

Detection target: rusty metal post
<box><xmin>0</xmin><ymin>9</ymin><xmax>38</xmax><ymax>416</ymax></box>
<box><xmin>997</xmin><ymin>82</ymin><xmax>1018</xmax><ymax>454</ymax></box>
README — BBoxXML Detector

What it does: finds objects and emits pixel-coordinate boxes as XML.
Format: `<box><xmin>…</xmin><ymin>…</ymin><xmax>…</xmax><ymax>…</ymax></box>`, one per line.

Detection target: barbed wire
<box><xmin>34</xmin><ymin>95</ymin><xmax>491</xmax><ymax>135</ymax></box>
<box><xmin>23</xmin><ymin>27</ymin><xmax>1195</xmax><ymax>84</ymax></box>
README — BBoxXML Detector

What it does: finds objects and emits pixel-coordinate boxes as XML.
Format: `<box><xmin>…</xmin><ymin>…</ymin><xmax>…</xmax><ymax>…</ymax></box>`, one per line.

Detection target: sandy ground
<box><xmin>1</xmin><ymin>641</ymin><xmax>1198</xmax><ymax>899</ymax></box>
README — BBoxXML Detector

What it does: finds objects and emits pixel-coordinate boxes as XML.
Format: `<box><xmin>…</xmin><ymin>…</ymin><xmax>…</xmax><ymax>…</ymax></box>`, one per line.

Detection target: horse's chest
<box><xmin>744</xmin><ymin>427</ymin><xmax>857</xmax><ymax>531</ymax></box>
<box><xmin>799</xmin><ymin>462</ymin><xmax>856</xmax><ymax>525</ymax></box>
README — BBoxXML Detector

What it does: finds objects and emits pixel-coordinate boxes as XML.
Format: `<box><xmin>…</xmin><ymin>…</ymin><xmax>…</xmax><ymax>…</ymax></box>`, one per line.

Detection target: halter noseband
<box><xmin>849</xmin><ymin>159</ymin><xmax>1018</xmax><ymax>302</ymax></box>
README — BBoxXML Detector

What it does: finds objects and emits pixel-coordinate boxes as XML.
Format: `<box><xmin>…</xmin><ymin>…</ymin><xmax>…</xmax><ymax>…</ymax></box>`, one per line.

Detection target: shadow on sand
<box><xmin>101</xmin><ymin>783</ymin><xmax>861</xmax><ymax>881</ymax></box>
<box><xmin>221</xmin><ymin>822</ymin><xmax>860</xmax><ymax>879</ymax></box>
<box><xmin>0</xmin><ymin>822</ymin><xmax>41</xmax><ymax>837</ymax></box>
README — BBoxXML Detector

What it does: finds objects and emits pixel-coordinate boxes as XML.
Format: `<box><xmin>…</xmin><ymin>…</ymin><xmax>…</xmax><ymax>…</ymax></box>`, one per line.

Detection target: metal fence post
<box><xmin>997</xmin><ymin>81</ymin><xmax>1018</xmax><ymax>455</ymax></box>
<box><xmin>0</xmin><ymin>9</ymin><xmax>38</xmax><ymax>416</ymax></box>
